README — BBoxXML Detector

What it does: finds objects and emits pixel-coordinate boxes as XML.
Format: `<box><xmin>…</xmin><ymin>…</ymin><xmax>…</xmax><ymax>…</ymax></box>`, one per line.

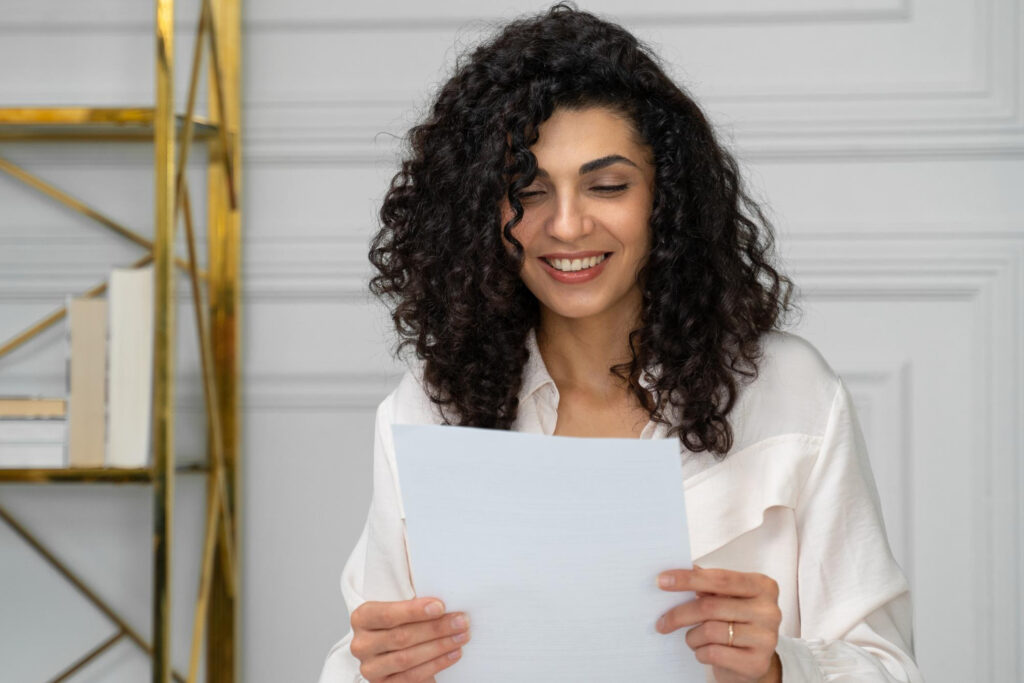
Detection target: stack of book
<box><xmin>0</xmin><ymin>264</ymin><xmax>155</xmax><ymax>468</ymax></box>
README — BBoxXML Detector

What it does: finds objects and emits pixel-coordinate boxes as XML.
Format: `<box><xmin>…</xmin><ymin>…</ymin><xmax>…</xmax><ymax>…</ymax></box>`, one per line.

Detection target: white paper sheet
<box><xmin>392</xmin><ymin>423</ymin><xmax>707</xmax><ymax>682</ymax></box>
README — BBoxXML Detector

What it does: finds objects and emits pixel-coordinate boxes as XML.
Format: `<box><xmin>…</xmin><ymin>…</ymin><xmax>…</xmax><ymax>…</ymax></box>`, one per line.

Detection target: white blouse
<box><xmin>317</xmin><ymin>328</ymin><xmax>924</xmax><ymax>683</ymax></box>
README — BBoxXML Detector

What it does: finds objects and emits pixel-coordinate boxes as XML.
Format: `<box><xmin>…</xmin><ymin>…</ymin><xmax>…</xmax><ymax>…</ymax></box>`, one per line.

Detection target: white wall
<box><xmin>0</xmin><ymin>1</ymin><xmax>1021</xmax><ymax>681</ymax></box>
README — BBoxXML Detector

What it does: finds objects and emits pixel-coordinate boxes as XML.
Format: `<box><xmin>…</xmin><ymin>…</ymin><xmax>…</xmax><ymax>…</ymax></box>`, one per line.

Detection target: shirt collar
<box><xmin>518</xmin><ymin>326</ymin><xmax>662</xmax><ymax>405</ymax></box>
<box><xmin>518</xmin><ymin>326</ymin><xmax>557</xmax><ymax>405</ymax></box>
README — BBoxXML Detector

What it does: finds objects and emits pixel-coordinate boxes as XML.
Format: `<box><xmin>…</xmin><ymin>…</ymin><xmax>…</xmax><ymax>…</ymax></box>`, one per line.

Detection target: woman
<box><xmin>319</xmin><ymin>4</ymin><xmax>923</xmax><ymax>682</ymax></box>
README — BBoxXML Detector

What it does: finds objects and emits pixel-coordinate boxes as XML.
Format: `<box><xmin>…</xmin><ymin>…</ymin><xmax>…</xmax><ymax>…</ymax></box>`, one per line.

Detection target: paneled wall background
<box><xmin>0</xmin><ymin>1</ymin><xmax>1021</xmax><ymax>681</ymax></box>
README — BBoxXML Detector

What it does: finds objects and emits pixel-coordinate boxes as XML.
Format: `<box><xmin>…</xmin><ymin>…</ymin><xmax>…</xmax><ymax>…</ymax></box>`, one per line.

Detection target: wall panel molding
<box><xmin>0</xmin><ymin>0</ymin><xmax>910</xmax><ymax>33</ymax></box>
<box><xmin>3</xmin><ymin>229</ymin><xmax>1023</xmax><ymax>300</ymax></box>
<box><xmin>2</xmin><ymin>1</ymin><xmax>1019</xmax><ymax>160</ymax></box>
<box><xmin>240</xmin><ymin>0</ymin><xmax>1021</xmax><ymax>164</ymax></box>
<box><xmin>787</xmin><ymin>231</ymin><xmax>1022</xmax><ymax>682</ymax></box>
<box><xmin>0</xmin><ymin>369</ymin><xmax>400</xmax><ymax>413</ymax></box>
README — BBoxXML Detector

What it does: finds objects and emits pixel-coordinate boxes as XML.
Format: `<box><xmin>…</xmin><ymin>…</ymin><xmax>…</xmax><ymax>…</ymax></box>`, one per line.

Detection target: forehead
<box><xmin>530</xmin><ymin>106</ymin><xmax>647</xmax><ymax>162</ymax></box>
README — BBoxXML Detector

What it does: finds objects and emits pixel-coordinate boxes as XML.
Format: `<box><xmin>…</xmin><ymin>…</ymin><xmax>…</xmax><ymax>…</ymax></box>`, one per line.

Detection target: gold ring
<box><xmin>727</xmin><ymin>621</ymin><xmax>735</xmax><ymax>647</ymax></box>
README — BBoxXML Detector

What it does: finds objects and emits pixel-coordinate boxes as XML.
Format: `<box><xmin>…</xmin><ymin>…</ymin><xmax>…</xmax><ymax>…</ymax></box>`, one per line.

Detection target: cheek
<box><xmin>498</xmin><ymin>209</ymin><xmax>539</xmax><ymax>251</ymax></box>
<box><xmin>498</xmin><ymin>201</ymin><xmax>521</xmax><ymax>236</ymax></box>
<box><xmin>624</xmin><ymin>199</ymin><xmax>653</xmax><ymax>251</ymax></box>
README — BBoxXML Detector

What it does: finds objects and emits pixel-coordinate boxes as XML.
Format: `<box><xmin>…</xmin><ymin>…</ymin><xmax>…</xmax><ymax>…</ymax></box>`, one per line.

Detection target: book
<box><xmin>0</xmin><ymin>419</ymin><xmax>66</xmax><ymax>468</ymax></box>
<box><xmin>0</xmin><ymin>397</ymin><xmax>66</xmax><ymax>418</ymax></box>
<box><xmin>106</xmin><ymin>264</ymin><xmax>155</xmax><ymax>467</ymax></box>
<box><xmin>66</xmin><ymin>295</ymin><xmax>108</xmax><ymax>467</ymax></box>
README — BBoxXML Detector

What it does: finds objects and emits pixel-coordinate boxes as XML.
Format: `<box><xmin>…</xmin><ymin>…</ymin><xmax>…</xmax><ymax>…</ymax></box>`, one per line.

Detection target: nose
<box><xmin>545</xmin><ymin>193</ymin><xmax>592</xmax><ymax>243</ymax></box>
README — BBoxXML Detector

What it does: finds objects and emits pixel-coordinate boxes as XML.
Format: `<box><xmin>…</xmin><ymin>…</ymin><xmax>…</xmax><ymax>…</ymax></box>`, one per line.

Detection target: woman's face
<box><xmin>500</xmin><ymin>105</ymin><xmax>656</xmax><ymax>326</ymax></box>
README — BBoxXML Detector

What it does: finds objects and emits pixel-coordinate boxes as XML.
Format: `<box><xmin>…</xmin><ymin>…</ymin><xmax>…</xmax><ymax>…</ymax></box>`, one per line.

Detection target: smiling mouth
<box><xmin>541</xmin><ymin>252</ymin><xmax>612</xmax><ymax>272</ymax></box>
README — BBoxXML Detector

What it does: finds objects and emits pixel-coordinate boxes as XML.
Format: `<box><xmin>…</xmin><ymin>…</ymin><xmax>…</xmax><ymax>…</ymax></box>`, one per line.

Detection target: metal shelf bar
<box><xmin>0</xmin><ymin>505</ymin><xmax>188</xmax><ymax>683</ymax></box>
<box><xmin>0</xmin><ymin>107</ymin><xmax>220</xmax><ymax>141</ymax></box>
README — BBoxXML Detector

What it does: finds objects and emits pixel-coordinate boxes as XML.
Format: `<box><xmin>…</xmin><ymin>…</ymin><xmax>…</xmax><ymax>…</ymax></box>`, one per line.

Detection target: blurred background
<box><xmin>0</xmin><ymin>1</ymin><xmax>1021</xmax><ymax>681</ymax></box>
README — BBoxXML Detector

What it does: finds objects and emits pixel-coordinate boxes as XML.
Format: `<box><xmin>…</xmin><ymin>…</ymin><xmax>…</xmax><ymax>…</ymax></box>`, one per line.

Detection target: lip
<box><xmin>540</xmin><ymin>250</ymin><xmax>610</xmax><ymax>259</ymax></box>
<box><xmin>538</xmin><ymin>252</ymin><xmax>612</xmax><ymax>284</ymax></box>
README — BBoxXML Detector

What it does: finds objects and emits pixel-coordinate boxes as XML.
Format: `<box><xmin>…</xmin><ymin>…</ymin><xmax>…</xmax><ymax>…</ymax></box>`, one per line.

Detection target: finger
<box><xmin>684</xmin><ymin>620</ymin><xmax>770</xmax><ymax>651</ymax></box>
<box><xmin>382</xmin><ymin>645</ymin><xmax>463</xmax><ymax>683</ymax></box>
<box><xmin>658</xmin><ymin>567</ymin><xmax>773</xmax><ymax>599</ymax></box>
<box><xmin>363</xmin><ymin>612</ymin><xmax>470</xmax><ymax>658</ymax></box>
<box><xmin>656</xmin><ymin>595</ymin><xmax>751</xmax><ymax>633</ymax></box>
<box><xmin>363</xmin><ymin>630</ymin><xmax>470</xmax><ymax>681</ymax></box>
<box><xmin>352</xmin><ymin>598</ymin><xmax>446</xmax><ymax>631</ymax></box>
<box><xmin>694</xmin><ymin>644</ymin><xmax>776</xmax><ymax>681</ymax></box>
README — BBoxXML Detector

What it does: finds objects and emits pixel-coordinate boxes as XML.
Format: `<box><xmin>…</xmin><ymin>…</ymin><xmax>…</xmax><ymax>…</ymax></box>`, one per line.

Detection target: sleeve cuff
<box><xmin>776</xmin><ymin>634</ymin><xmax>826</xmax><ymax>683</ymax></box>
<box><xmin>316</xmin><ymin>630</ymin><xmax>370</xmax><ymax>683</ymax></box>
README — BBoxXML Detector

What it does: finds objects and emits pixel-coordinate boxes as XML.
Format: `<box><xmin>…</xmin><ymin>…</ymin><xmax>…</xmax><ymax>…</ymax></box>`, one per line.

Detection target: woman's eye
<box><xmin>515</xmin><ymin>184</ymin><xmax>628</xmax><ymax>201</ymax></box>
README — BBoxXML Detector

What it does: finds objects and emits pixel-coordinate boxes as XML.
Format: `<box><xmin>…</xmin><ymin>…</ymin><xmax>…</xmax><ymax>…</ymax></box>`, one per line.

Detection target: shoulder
<box><xmin>727</xmin><ymin>330</ymin><xmax>842</xmax><ymax>450</ymax></box>
<box><xmin>376</xmin><ymin>358</ymin><xmax>447</xmax><ymax>427</ymax></box>
<box><xmin>757</xmin><ymin>329</ymin><xmax>839</xmax><ymax>393</ymax></box>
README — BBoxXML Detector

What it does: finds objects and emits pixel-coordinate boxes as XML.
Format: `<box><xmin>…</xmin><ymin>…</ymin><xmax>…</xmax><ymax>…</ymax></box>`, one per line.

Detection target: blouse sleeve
<box><xmin>317</xmin><ymin>393</ymin><xmax>416</xmax><ymax>683</ymax></box>
<box><xmin>776</xmin><ymin>377</ymin><xmax>924</xmax><ymax>682</ymax></box>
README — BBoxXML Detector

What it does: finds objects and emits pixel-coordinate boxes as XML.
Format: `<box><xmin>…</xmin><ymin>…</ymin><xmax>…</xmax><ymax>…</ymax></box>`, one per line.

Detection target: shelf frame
<box><xmin>0</xmin><ymin>463</ymin><xmax>209</xmax><ymax>484</ymax></box>
<box><xmin>0</xmin><ymin>107</ymin><xmax>222</xmax><ymax>141</ymax></box>
<box><xmin>0</xmin><ymin>504</ymin><xmax>192</xmax><ymax>683</ymax></box>
<box><xmin>0</xmin><ymin>1</ymin><xmax>242</xmax><ymax>681</ymax></box>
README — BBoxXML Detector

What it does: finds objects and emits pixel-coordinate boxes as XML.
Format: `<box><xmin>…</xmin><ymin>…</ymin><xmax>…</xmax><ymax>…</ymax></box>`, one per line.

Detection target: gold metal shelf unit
<box><xmin>0</xmin><ymin>1</ymin><xmax>242</xmax><ymax>682</ymax></box>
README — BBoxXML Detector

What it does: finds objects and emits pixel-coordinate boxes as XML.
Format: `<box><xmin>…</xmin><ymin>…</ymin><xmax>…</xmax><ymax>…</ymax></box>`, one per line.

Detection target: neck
<box><xmin>536</xmin><ymin>300</ymin><xmax>642</xmax><ymax>399</ymax></box>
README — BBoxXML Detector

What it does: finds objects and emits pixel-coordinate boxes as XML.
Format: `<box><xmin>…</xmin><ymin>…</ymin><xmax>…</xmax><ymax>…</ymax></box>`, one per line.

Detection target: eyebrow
<box><xmin>534</xmin><ymin>154</ymin><xmax>640</xmax><ymax>178</ymax></box>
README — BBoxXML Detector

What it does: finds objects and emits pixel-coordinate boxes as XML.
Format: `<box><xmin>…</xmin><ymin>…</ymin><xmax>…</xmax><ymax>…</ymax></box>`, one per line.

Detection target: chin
<box><xmin>537</xmin><ymin>297</ymin><xmax>611</xmax><ymax>320</ymax></box>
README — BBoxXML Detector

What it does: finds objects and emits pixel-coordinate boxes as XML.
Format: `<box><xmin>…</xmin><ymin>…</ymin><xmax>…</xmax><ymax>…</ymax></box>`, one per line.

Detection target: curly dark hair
<box><xmin>368</xmin><ymin>2</ymin><xmax>801</xmax><ymax>457</ymax></box>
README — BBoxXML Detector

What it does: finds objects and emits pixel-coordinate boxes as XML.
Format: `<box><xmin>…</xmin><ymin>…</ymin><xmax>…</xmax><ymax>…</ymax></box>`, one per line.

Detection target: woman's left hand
<box><xmin>656</xmin><ymin>565</ymin><xmax>783</xmax><ymax>683</ymax></box>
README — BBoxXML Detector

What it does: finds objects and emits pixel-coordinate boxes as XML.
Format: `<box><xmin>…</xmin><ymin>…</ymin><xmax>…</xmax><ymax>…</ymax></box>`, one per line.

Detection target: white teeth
<box><xmin>545</xmin><ymin>253</ymin><xmax>607</xmax><ymax>272</ymax></box>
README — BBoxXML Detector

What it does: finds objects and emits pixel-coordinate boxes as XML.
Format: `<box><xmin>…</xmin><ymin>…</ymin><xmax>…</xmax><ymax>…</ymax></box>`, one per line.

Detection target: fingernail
<box><xmin>657</xmin><ymin>615</ymin><xmax>667</xmax><ymax>631</ymax></box>
<box><xmin>452</xmin><ymin>614</ymin><xmax>467</xmax><ymax>629</ymax></box>
<box><xmin>425</xmin><ymin>601</ymin><xmax>444</xmax><ymax>616</ymax></box>
<box><xmin>658</xmin><ymin>574</ymin><xmax>675</xmax><ymax>588</ymax></box>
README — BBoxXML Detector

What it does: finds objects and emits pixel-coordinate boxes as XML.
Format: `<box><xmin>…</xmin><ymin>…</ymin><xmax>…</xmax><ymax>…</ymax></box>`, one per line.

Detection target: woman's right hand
<box><xmin>349</xmin><ymin>596</ymin><xmax>471</xmax><ymax>683</ymax></box>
